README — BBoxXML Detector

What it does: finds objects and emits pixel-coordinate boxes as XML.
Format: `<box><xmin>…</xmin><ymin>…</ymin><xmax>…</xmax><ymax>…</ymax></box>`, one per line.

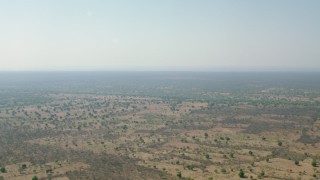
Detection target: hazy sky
<box><xmin>1</xmin><ymin>0</ymin><xmax>320</xmax><ymax>71</ymax></box>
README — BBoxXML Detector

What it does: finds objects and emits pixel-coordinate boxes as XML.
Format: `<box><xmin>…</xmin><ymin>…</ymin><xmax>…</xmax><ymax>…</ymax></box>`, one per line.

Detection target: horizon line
<box><xmin>0</xmin><ymin>69</ymin><xmax>320</xmax><ymax>73</ymax></box>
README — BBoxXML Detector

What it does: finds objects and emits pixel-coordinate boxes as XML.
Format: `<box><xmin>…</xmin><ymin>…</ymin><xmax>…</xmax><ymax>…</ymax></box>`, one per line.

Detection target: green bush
<box><xmin>0</xmin><ymin>167</ymin><xmax>6</xmax><ymax>173</ymax></box>
<box><xmin>239</xmin><ymin>169</ymin><xmax>245</xmax><ymax>178</ymax></box>
<box><xmin>177</xmin><ymin>171</ymin><xmax>182</xmax><ymax>178</ymax></box>
<box><xmin>312</xmin><ymin>159</ymin><xmax>317</xmax><ymax>167</ymax></box>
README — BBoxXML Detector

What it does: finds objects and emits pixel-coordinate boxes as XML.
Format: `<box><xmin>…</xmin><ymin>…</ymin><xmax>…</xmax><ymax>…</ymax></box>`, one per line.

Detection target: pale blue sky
<box><xmin>1</xmin><ymin>0</ymin><xmax>320</xmax><ymax>71</ymax></box>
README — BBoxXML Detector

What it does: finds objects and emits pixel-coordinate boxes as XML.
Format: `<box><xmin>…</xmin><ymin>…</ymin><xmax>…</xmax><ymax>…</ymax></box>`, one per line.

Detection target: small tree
<box><xmin>204</xmin><ymin>132</ymin><xmax>208</xmax><ymax>139</ymax></box>
<box><xmin>32</xmin><ymin>176</ymin><xmax>38</xmax><ymax>180</ymax></box>
<box><xmin>0</xmin><ymin>167</ymin><xmax>6</xmax><ymax>173</ymax></box>
<box><xmin>186</xmin><ymin>164</ymin><xmax>195</xmax><ymax>170</ymax></box>
<box><xmin>312</xmin><ymin>159</ymin><xmax>317</xmax><ymax>167</ymax></box>
<box><xmin>249</xmin><ymin>151</ymin><xmax>253</xmax><ymax>156</ymax></box>
<box><xmin>177</xmin><ymin>171</ymin><xmax>182</xmax><ymax>178</ymax></box>
<box><xmin>266</xmin><ymin>158</ymin><xmax>270</xmax><ymax>163</ymax></box>
<box><xmin>258</xmin><ymin>170</ymin><xmax>265</xmax><ymax>178</ymax></box>
<box><xmin>205</xmin><ymin>154</ymin><xmax>210</xmax><ymax>159</ymax></box>
<box><xmin>239</xmin><ymin>169</ymin><xmax>245</xmax><ymax>178</ymax></box>
<box><xmin>221</xmin><ymin>168</ymin><xmax>227</xmax><ymax>174</ymax></box>
<box><xmin>277</xmin><ymin>140</ymin><xmax>282</xmax><ymax>146</ymax></box>
<box><xmin>294</xmin><ymin>160</ymin><xmax>299</xmax><ymax>166</ymax></box>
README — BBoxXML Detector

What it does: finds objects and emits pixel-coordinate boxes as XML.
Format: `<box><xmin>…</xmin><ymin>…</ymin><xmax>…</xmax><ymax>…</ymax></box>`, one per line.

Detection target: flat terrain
<box><xmin>0</xmin><ymin>72</ymin><xmax>319</xmax><ymax>180</ymax></box>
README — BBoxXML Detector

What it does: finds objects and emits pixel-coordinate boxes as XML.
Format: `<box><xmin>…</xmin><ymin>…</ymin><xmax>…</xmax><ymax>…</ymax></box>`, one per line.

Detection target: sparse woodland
<box><xmin>0</xmin><ymin>72</ymin><xmax>320</xmax><ymax>179</ymax></box>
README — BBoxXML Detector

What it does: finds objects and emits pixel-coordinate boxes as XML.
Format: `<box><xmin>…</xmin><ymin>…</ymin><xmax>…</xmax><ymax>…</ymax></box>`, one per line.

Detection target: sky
<box><xmin>0</xmin><ymin>0</ymin><xmax>320</xmax><ymax>71</ymax></box>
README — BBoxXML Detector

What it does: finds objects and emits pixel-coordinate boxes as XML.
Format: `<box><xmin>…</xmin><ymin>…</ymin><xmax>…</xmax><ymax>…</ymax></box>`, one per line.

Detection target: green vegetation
<box><xmin>258</xmin><ymin>170</ymin><xmax>265</xmax><ymax>178</ymax></box>
<box><xmin>205</xmin><ymin>154</ymin><xmax>210</xmax><ymax>159</ymax></box>
<box><xmin>249</xmin><ymin>151</ymin><xmax>254</xmax><ymax>156</ymax></box>
<box><xmin>0</xmin><ymin>167</ymin><xmax>6</xmax><ymax>173</ymax></box>
<box><xmin>0</xmin><ymin>72</ymin><xmax>319</xmax><ymax>179</ymax></box>
<box><xmin>239</xmin><ymin>169</ymin><xmax>245</xmax><ymax>178</ymax></box>
<box><xmin>204</xmin><ymin>132</ymin><xmax>209</xmax><ymax>138</ymax></box>
<box><xmin>177</xmin><ymin>171</ymin><xmax>182</xmax><ymax>178</ymax></box>
<box><xmin>312</xmin><ymin>159</ymin><xmax>317</xmax><ymax>167</ymax></box>
<box><xmin>186</xmin><ymin>164</ymin><xmax>195</xmax><ymax>171</ymax></box>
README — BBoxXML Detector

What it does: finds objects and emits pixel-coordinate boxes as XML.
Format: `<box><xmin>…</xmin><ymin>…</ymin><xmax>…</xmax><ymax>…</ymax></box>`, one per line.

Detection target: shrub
<box><xmin>205</xmin><ymin>154</ymin><xmax>210</xmax><ymax>159</ymax></box>
<box><xmin>204</xmin><ymin>132</ymin><xmax>208</xmax><ymax>138</ymax></box>
<box><xmin>249</xmin><ymin>151</ymin><xmax>253</xmax><ymax>156</ymax></box>
<box><xmin>259</xmin><ymin>170</ymin><xmax>265</xmax><ymax>178</ymax></box>
<box><xmin>221</xmin><ymin>168</ymin><xmax>227</xmax><ymax>174</ymax></box>
<box><xmin>312</xmin><ymin>159</ymin><xmax>317</xmax><ymax>167</ymax></box>
<box><xmin>0</xmin><ymin>167</ymin><xmax>6</xmax><ymax>173</ymax></box>
<box><xmin>186</xmin><ymin>164</ymin><xmax>195</xmax><ymax>170</ymax></box>
<box><xmin>239</xmin><ymin>169</ymin><xmax>245</xmax><ymax>178</ymax></box>
<box><xmin>177</xmin><ymin>171</ymin><xmax>182</xmax><ymax>178</ymax></box>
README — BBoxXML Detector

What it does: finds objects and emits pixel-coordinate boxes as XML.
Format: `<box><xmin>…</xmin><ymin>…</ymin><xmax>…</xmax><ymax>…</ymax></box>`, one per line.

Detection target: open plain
<box><xmin>0</xmin><ymin>72</ymin><xmax>319</xmax><ymax>180</ymax></box>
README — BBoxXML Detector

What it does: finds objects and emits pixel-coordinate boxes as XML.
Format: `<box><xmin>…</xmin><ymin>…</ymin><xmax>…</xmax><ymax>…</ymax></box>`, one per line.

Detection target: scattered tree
<box><xmin>177</xmin><ymin>171</ymin><xmax>182</xmax><ymax>178</ymax></box>
<box><xmin>258</xmin><ymin>170</ymin><xmax>265</xmax><ymax>178</ymax></box>
<box><xmin>249</xmin><ymin>151</ymin><xmax>253</xmax><ymax>156</ymax></box>
<box><xmin>221</xmin><ymin>168</ymin><xmax>227</xmax><ymax>174</ymax></box>
<box><xmin>312</xmin><ymin>159</ymin><xmax>317</xmax><ymax>167</ymax></box>
<box><xmin>239</xmin><ymin>169</ymin><xmax>245</xmax><ymax>178</ymax></box>
<box><xmin>204</xmin><ymin>132</ymin><xmax>208</xmax><ymax>138</ymax></box>
<box><xmin>205</xmin><ymin>154</ymin><xmax>210</xmax><ymax>159</ymax></box>
<box><xmin>0</xmin><ymin>167</ymin><xmax>6</xmax><ymax>173</ymax></box>
<box><xmin>186</xmin><ymin>164</ymin><xmax>195</xmax><ymax>171</ymax></box>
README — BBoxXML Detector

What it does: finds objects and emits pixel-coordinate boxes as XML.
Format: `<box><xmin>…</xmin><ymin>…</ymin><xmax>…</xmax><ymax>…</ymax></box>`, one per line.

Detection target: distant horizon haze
<box><xmin>1</xmin><ymin>0</ymin><xmax>320</xmax><ymax>71</ymax></box>
<box><xmin>0</xmin><ymin>66</ymin><xmax>320</xmax><ymax>72</ymax></box>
